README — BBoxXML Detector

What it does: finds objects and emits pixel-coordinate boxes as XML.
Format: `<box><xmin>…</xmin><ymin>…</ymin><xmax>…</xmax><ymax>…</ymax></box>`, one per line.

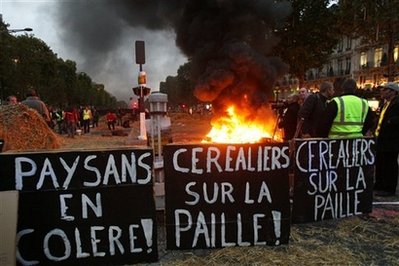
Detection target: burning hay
<box><xmin>0</xmin><ymin>104</ymin><xmax>61</xmax><ymax>152</ymax></box>
<box><xmin>203</xmin><ymin>105</ymin><xmax>279</xmax><ymax>143</ymax></box>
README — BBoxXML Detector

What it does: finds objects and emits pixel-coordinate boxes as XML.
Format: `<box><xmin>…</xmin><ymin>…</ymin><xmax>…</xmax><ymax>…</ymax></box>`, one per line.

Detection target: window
<box><xmin>360</xmin><ymin>52</ymin><xmax>367</xmax><ymax>68</ymax></box>
<box><xmin>394</xmin><ymin>45</ymin><xmax>399</xmax><ymax>62</ymax></box>
<box><xmin>374</xmin><ymin>48</ymin><xmax>383</xmax><ymax>67</ymax></box>
<box><xmin>345</xmin><ymin>57</ymin><xmax>351</xmax><ymax>74</ymax></box>
<box><xmin>338</xmin><ymin>59</ymin><xmax>343</xmax><ymax>75</ymax></box>
<box><xmin>346</xmin><ymin>37</ymin><xmax>352</xmax><ymax>50</ymax></box>
<box><xmin>337</xmin><ymin>38</ymin><xmax>344</xmax><ymax>52</ymax></box>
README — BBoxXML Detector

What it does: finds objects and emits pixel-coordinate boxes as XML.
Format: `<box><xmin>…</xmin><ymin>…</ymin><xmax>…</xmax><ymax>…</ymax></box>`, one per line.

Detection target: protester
<box><xmin>298</xmin><ymin>87</ymin><xmax>310</xmax><ymax>105</ymax></box>
<box><xmin>6</xmin><ymin>95</ymin><xmax>18</xmax><ymax>105</ymax></box>
<box><xmin>64</xmin><ymin>106</ymin><xmax>79</xmax><ymax>138</ymax></box>
<box><xmin>278</xmin><ymin>93</ymin><xmax>300</xmax><ymax>141</ymax></box>
<box><xmin>47</xmin><ymin>106</ymin><xmax>56</xmax><ymax>129</ymax></box>
<box><xmin>54</xmin><ymin>108</ymin><xmax>64</xmax><ymax>134</ymax></box>
<box><xmin>82</xmin><ymin>105</ymin><xmax>92</xmax><ymax>134</ymax></box>
<box><xmin>106</xmin><ymin>110</ymin><xmax>117</xmax><ymax>130</ymax></box>
<box><xmin>298</xmin><ymin>81</ymin><xmax>335</xmax><ymax>138</ymax></box>
<box><xmin>92</xmin><ymin>107</ymin><xmax>99</xmax><ymax>128</ymax></box>
<box><xmin>373</xmin><ymin>82</ymin><xmax>399</xmax><ymax>197</ymax></box>
<box><xmin>21</xmin><ymin>89</ymin><xmax>51</xmax><ymax>123</ymax></box>
<box><xmin>317</xmin><ymin>78</ymin><xmax>374</xmax><ymax>138</ymax></box>
<box><xmin>116</xmin><ymin>108</ymin><xmax>123</xmax><ymax>126</ymax></box>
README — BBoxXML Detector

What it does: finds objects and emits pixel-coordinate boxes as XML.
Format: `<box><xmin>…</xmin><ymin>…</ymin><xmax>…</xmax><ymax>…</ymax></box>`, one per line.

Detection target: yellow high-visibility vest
<box><xmin>83</xmin><ymin>109</ymin><xmax>91</xmax><ymax>120</ymax></box>
<box><xmin>328</xmin><ymin>95</ymin><xmax>368</xmax><ymax>138</ymax></box>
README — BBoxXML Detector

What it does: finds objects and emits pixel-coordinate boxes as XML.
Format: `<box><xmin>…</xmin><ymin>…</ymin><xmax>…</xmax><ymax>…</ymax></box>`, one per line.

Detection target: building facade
<box><xmin>305</xmin><ymin>35</ymin><xmax>399</xmax><ymax>96</ymax></box>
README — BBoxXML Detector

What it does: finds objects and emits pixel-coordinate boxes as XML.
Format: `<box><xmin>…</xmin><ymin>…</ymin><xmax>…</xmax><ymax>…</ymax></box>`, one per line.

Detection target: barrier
<box><xmin>0</xmin><ymin>148</ymin><xmax>158</xmax><ymax>265</ymax></box>
<box><xmin>164</xmin><ymin>143</ymin><xmax>292</xmax><ymax>249</ymax></box>
<box><xmin>292</xmin><ymin>137</ymin><xmax>375</xmax><ymax>223</ymax></box>
<box><xmin>0</xmin><ymin>137</ymin><xmax>377</xmax><ymax>264</ymax></box>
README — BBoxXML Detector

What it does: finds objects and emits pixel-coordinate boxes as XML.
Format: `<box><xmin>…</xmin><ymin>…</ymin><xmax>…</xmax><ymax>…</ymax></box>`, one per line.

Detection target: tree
<box><xmin>160</xmin><ymin>61</ymin><xmax>196</xmax><ymax>107</ymax></box>
<box><xmin>273</xmin><ymin>0</ymin><xmax>340</xmax><ymax>86</ymax></box>
<box><xmin>336</xmin><ymin>0</ymin><xmax>399</xmax><ymax>81</ymax></box>
<box><xmin>0</xmin><ymin>19</ymin><xmax>118</xmax><ymax>108</ymax></box>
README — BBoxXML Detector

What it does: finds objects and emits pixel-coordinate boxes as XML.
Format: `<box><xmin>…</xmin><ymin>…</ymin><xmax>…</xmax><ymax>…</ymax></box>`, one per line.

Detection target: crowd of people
<box><xmin>277</xmin><ymin>78</ymin><xmax>399</xmax><ymax>197</ymax></box>
<box><xmin>3</xmin><ymin>81</ymin><xmax>399</xmax><ymax>197</ymax></box>
<box><xmin>3</xmin><ymin>89</ymin><xmax>121</xmax><ymax>138</ymax></box>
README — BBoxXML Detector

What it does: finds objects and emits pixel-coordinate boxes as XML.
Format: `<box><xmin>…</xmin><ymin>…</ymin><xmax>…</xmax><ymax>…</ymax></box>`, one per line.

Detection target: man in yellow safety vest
<box><xmin>317</xmin><ymin>78</ymin><xmax>375</xmax><ymax>138</ymax></box>
<box><xmin>82</xmin><ymin>106</ymin><xmax>92</xmax><ymax>134</ymax></box>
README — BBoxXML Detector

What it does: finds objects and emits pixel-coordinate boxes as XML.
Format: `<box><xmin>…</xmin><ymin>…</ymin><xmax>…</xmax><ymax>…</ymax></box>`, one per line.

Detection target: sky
<box><xmin>1</xmin><ymin>0</ymin><xmax>293</xmax><ymax>117</ymax></box>
<box><xmin>0</xmin><ymin>0</ymin><xmax>188</xmax><ymax>102</ymax></box>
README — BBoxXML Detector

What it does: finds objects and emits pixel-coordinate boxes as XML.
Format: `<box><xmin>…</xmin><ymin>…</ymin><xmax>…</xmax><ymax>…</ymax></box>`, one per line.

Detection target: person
<box><xmin>6</xmin><ymin>95</ymin><xmax>18</xmax><ymax>105</ymax></box>
<box><xmin>116</xmin><ymin>108</ymin><xmax>123</xmax><ymax>126</ymax></box>
<box><xmin>298</xmin><ymin>87</ymin><xmax>310</xmax><ymax>105</ymax></box>
<box><xmin>317</xmin><ymin>78</ymin><xmax>374</xmax><ymax>138</ymax></box>
<box><xmin>55</xmin><ymin>108</ymin><xmax>64</xmax><ymax>134</ymax></box>
<box><xmin>64</xmin><ymin>106</ymin><xmax>78</xmax><ymax>138</ymax></box>
<box><xmin>298</xmin><ymin>81</ymin><xmax>335</xmax><ymax>138</ymax></box>
<box><xmin>92</xmin><ymin>107</ymin><xmax>99</xmax><ymax>128</ymax></box>
<box><xmin>106</xmin><ymin>110</ymin><xmax>117</xmax><ymax>130</ymax></box>
<box><xmin>278</xmin><ymin>93</ymin><xmax>300</xmax><ymax>141</ymax></box>
<box><xmin>373</xmin><ymin>82</ymin><xmax>399</xmax><ymax>197</ymax></box>
<box><xmin>21</xmin><ymin>89</ymin><xmax>51</xmax><ymax>123</ymax></box>
<box><xmin>82</xmin><ymin>106</ymin><xmax>92</xmax><ymax>134</ymax></box>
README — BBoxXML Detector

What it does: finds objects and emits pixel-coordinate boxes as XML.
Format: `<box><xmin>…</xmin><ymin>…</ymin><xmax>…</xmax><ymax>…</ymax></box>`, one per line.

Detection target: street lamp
<box><xmin>7</xmin><ymin>28</ymin><xmax>33</xmax><ymax>33</ymax></box>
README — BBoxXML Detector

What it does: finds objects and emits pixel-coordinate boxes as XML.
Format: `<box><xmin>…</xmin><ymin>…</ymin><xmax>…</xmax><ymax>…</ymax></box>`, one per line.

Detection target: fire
<box><xmin>203</xmin><ymin>105</ymin><xmax>279</xmax><ymax>143</ymax></box>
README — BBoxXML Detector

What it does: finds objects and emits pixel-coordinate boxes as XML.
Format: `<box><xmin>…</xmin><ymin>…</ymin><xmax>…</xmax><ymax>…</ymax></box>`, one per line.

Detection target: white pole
<box><xmin>138</xmin><ymin>86</ymin><xmax>147</xmax><ymax>140</ymax></box>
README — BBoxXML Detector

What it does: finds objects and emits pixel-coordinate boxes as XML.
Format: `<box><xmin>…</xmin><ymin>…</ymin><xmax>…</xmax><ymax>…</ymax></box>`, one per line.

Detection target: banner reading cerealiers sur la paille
<box><xmin>164</xmin><ymin>143</ymin><xmax>292</xmax><ymax>249</ymax></box>
<box><xmin>292</xmin><ymin>137</ymin><xmax>375</xmax><ymax>223</ymax></box>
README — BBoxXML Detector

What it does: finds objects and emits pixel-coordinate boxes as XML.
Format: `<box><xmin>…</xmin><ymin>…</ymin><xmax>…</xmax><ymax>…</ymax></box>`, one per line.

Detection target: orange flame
<box><xmin>203</xmin><ymin>105</ymin><xmax>280</xmax><ymax>143</ymax></box>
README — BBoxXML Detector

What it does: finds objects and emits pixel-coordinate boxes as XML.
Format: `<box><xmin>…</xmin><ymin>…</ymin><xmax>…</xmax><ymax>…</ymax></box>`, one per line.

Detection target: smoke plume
<box><xmin>55</xmin><ymin>0</ymin><xmax>291</xmax><ymax>112</ymax></box>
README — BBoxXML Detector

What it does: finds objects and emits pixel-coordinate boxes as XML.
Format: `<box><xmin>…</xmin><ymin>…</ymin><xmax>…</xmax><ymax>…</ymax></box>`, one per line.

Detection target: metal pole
<box><xmin>138</xmin><ymin>86</ymin><xmax>147</xmax><ymax>140</ymax></box>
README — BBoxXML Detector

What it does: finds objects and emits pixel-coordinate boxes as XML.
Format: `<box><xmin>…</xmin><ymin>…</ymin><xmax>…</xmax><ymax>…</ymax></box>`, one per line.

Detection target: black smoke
<box><xmin>55</xmin><ymin>0</ymin><xmax>291</xmax><ymax>113</ymax></box>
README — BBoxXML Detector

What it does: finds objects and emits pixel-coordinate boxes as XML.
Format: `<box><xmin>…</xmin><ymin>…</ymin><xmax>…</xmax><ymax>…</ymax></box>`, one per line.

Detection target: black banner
<box><xmin>0</xmin><ymin>148</ymin><xmax>158</xmax><ymax>265</ymax></box>
<box><xmin>292</xmin><ymin>138</ymin><xmax>375</xmax><ymax>223</ymax></box>
<box><xmin>164</xmin><ymin>143</ymin><xmax>291</xmax><ymax>249</ymax></box>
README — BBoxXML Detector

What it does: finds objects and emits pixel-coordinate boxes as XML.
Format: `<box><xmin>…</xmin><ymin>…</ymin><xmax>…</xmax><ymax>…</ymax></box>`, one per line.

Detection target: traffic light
<box><xmin>135</xmin><ymin>41</ymin><xmax>145</xmax><ymax>65</ymax></box>
<box><xmin>132</xmin><ymin>86</ymin><xmax>151</xmax><ymax>97</ymax></box>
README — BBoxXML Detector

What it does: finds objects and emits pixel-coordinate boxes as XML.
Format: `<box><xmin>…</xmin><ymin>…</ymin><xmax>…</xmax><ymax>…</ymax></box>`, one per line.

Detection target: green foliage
<box><xmin>337</xmin><ymin>0</ymin><xmax>399</xmax><ymax>43</ymax></box>
<box><xmin>273</xmin><ymin>0</ymin><xmax>340</xmax><ymax>86</ymax></box>
<box><xmin>160</xmin><ymin>61</ymin><xmax>197</xmax><ymax>107</ymax></box>
<box><xmin>336</xmin><ymin>0</ymin><xmax>399</xmax><ymax>80</ymax></box>
<box><xmin>0</xmin><ymin>20</ymin><xmax>117</xmax><ymax>108</ymax></box>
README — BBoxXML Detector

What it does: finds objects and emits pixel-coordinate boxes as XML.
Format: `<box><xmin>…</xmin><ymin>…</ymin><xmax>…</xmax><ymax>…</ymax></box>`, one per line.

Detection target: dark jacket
<box><xmin>278</xmin><ymin>102</ymin><xmax>300</xmax><ymax>140</ymax></box>
<box><xmin>376</xmin><ymin>95</ymin><xmax>399</xmax><ymax>151</ymax></box>
<box><xmin>21</xmin><ymin>96</ymin><xmax>50</xmax><ymax>122</ymax></box>
<box><xmin>317</xmin><ymin>93</ymin><xmax>375</xmax><ymax>138</ymax></box>
<box><xmin>298</xmin><ymin>93</ymin><xmax>329</xmax><ymax>137</ymax></box>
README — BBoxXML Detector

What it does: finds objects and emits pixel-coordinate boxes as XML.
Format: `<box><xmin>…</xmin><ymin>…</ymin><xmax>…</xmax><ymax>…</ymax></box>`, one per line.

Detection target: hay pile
<box><xmin>0</xmin><ymin>104</ymin><xmax>60</xmax><ymax>152</ymax></box>
<box><xmin>162</xmin><ymin>214</ymin><xmax>399</xmax><ymax>265</ymax></box>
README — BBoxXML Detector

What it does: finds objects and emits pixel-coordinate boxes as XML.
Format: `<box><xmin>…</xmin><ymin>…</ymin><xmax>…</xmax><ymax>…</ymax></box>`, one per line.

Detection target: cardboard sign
<box><xmin>164</xmin><ymin>143</ymin><xmax>291</xmax><ymax>249</ymax></box>
<box><xmin>0</xmin><ymin>191</ymin><xmax>18</xmax><ymax>266</ymax></box>
<box><xmin>0</xmin><ymin>148</ymin><xmax>158</xmax><ymax>265</ymax></box>
<box><xmin>292</xmin><ymin>138</ymin><xmax>375</xmax><ymax>223</ymax></box>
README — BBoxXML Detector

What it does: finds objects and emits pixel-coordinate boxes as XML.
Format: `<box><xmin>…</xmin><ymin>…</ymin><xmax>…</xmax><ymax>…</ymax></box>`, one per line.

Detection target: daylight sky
<box><xmin>1</xmin><ymin>0</ymin><xmax>187</xmax><ymax>101</ymax></box>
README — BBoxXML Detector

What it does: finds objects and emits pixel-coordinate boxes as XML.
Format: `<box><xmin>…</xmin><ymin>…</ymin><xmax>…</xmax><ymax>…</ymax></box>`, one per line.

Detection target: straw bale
<box><xmin>163</xmin><ymin>215</ymin><xmax>399</xmax><ymax>266</ymax></box>
<box><xmin>0</xmin><ymin>104</ymin><xmax>60</xmax><ymax>152</ymax></box>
